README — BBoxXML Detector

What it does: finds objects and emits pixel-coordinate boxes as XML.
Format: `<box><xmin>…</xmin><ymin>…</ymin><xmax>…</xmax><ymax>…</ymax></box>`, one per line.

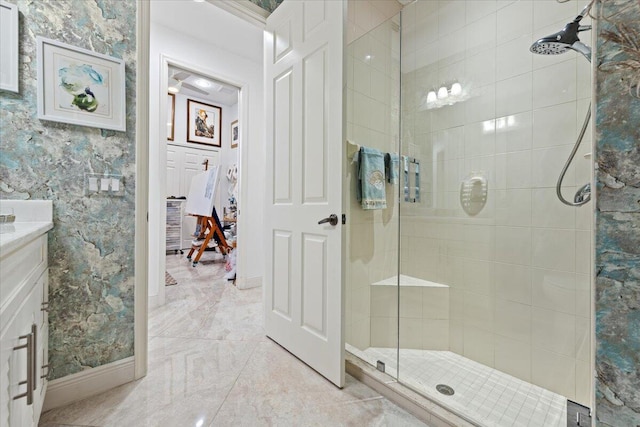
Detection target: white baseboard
<box><xmin>236</xmin><ymin>275</ymin><xmax>261</xmax><ymax>290</ymax></box>
<box><xmin>42</xmin><ymin>356</ymin><xmax>135</xmax><ymax>412</ymax></box>
<box><xmin>148</xmin><ymin>293</ymin><xmax>162</xmax><ymax>310</ymax></box>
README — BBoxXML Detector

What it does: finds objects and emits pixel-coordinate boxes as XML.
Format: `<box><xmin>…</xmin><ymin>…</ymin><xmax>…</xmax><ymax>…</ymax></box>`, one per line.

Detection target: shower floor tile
<box><xmin>346</xmin><ymin>345</ymin><xmax>567</xmax><ymax>427</ymax></box>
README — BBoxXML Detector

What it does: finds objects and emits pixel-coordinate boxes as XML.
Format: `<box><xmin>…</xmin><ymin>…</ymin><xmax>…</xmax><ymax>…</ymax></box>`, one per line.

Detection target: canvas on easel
<box><xmin>184</xmin><ymin>166</ymin><xmax>230</xmax><ymax>266</ymax></box>
<box><xmin>185</xmin><ymin>167</ymin><xmax>219</xmax><ymax>217</ymax></box>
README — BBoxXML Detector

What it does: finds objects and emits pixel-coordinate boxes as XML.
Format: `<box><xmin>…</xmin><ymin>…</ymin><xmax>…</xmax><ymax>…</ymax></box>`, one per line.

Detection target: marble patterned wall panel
<box><xmin>0</xmin><ymin>0</ymin><xmax>137</xmax><ymax>380</ymax></box>
<box><xmin>248</xmin><ymin>0</ymin><xmax>283</xmax><ymax>14</ymax></box>
<box><xmin>594</xmin><ymin>0</ymin><xmax>640</xmax><ymax>425</ymax></box>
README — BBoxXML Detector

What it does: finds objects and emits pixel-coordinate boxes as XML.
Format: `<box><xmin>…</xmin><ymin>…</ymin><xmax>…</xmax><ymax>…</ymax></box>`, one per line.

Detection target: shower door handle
<box><xmin>318</xmin><ymin>214</ymin><xmax>338</xmax><ymax>226</ymax></box>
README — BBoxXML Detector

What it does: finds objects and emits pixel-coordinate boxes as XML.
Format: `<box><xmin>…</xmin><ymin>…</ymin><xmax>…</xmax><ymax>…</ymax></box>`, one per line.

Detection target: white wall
<box><xmin>148</xmin><ymin>1</ymin><xmax>264</xmax><ymax>303</ymax></box>
<box><xmin>219</xmin><ymin>102</ymin><xmax>239</xmax><ymax>214</ymax></box>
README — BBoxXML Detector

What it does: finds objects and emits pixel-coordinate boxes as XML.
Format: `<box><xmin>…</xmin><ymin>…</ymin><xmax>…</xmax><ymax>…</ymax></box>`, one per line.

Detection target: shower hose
<box><xmin>556</xmin><ymin>104</ymin><xmax>591</xmax><ymax>206</ymax></box>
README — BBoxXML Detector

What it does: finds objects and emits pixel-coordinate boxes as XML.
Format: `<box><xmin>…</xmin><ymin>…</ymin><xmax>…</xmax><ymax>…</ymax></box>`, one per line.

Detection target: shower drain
<box><xmin>436</xmin><ymin>384</ymin><xmax>455</xmax><ymax>396</ymax></box>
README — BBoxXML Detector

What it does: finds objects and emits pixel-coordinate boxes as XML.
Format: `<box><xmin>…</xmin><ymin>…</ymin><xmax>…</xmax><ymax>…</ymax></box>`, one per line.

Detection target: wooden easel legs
<box><xmin>186</xmin><ymin>215</ymin><xmax>230</xmax><ymax>267</ymax></box>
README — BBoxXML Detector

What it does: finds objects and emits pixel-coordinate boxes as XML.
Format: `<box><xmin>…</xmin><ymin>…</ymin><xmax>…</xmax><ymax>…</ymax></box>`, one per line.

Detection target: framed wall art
<box><xmin>231</xmin><ymin>119</ymin><xmax>239</xmax><ymax>148</ymax></box>
<box><xmin>167</xmin><ymin>93</ymin><xmax>175</xmax><ymax>141</ymax></box>
<box><xmin>0</xmin><ymin>1</ymin><xmax>19</xmax><ymax>93</ymax></box>
<box><xmin>187</xmin><ymin>99</ymin><xmax>221</xmax><ymax>147</ymax></box>
<box><xmin>36</xmin><ymin>36</ymin><xmax>126</xmax><ymax>131</ymax></box>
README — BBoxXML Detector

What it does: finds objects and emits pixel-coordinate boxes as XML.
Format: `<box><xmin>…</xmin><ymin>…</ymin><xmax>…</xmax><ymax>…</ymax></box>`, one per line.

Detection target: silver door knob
<box><xmin>318</xmin><ymin>214</ymin><xmax>338</xmax><ymax>226</ymax></box>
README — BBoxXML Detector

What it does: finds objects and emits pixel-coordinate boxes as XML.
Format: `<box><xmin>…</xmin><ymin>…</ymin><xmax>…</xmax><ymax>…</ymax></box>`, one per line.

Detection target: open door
<box><xmin>264</xmin><ymin>0</ymin><xmax>345</xmax><ymax>387</ymax></box>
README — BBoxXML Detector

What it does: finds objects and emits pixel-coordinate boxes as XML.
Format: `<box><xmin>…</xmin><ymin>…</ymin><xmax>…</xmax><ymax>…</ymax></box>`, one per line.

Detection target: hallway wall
<box><xmin>0</xmin><ymin>0</ymin><xmax>137</xmax><ymax>380</ymax></box>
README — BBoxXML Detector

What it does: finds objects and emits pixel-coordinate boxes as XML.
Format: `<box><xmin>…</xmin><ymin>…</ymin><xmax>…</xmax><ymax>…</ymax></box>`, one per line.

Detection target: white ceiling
<box><xmin>168</xmin><ymin>65</ymin><xmax>239</xmax><ymax>106</ymax></box>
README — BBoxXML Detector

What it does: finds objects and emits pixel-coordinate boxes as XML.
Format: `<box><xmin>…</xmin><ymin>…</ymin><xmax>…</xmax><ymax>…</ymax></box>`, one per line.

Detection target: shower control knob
<box><xmin>318</xmin><ymin>214</ymin><xmax>338</xmax><ymax>226</ymax></box>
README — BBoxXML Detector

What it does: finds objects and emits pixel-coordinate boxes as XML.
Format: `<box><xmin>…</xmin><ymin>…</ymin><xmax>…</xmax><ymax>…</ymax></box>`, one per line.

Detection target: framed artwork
<box><xmin>167</xmin><ymin>93</ymin><xmax>175</xmax><ymax>141</ymax></box>
<box><xmin>187</xmin><ymin>99</ymin><xmax>221</xmax><ymax>147</ymax></box>
<box><xmin>36</xmin><ymin>37</ymin><xmax>126</xmax><ymax>131</ymax></box>
<box><xmin>0</xmin><ymin>1</ymin><xmax>19</xmax><ymax>93</ymax></box>
<box><xmin>231</xmin><ymin>119</ymin><xmax>239</xmax><ymax>148</ymax></box>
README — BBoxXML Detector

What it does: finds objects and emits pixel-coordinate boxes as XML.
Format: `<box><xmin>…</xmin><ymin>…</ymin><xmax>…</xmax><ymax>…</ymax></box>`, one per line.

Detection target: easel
<box><xmin>186</xmin><ymin>207</ymin><xmax>230</xmax><ymax>267</ymax></box>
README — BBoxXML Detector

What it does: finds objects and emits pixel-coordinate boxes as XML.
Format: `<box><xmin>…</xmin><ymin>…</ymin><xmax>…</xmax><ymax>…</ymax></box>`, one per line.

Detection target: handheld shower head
<box><xmin>529</xmin><ymin>3</ymin><xmax>593</xmax><ymax>62</ymax></box>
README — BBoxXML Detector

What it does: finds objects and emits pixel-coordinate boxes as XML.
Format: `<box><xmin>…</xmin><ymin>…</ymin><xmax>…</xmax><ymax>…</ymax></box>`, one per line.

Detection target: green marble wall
<box><xmin>594</xmin><ymin>0</ymin><xmax>640</xmax><ymax>425</ymax></box>
<box><xmin>248</xmin><ymin>0</ymin><xmax>283</xmax><ymax>13</ymax></box>
<box><xmin>0</xmin><ymin>0</ymin><xmax>136</xmax><ymax>380</ymax></box>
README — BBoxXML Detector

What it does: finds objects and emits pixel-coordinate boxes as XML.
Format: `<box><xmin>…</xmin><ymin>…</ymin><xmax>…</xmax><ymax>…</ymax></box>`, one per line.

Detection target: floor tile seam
<box><xmin>148</xmin><ymin>333</ymin><xmax>267</xmax><ymax>342</ymax></box>
<box><xmin>208</xmin><ymin>339</ymin><xmax>263</xmax><ymax>427</ymax></box>
<box><xmin>312</xmin><ymin>395</ymin><xmax>387</xmax><ymax>410</ymax></box>
<box><xmin>146</xmin><ymin>334</ymin><xmax>267</xmax><ymax>343</ymax></box>
<box><xmin>41</xmin><ymin>424</ymin><xmax>101</xmax><ymax>427</ymax></box>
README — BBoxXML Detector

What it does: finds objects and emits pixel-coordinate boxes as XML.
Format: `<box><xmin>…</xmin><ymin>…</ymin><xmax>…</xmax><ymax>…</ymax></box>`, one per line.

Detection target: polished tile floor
<box><xmin>40</xmin><ymin>253</ymin><xmax>427</xmax><ymax>427</ymax></box>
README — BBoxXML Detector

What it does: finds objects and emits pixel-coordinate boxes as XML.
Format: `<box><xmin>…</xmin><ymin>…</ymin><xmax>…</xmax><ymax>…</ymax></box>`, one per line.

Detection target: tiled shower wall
<box><xmin>344</xmin><ymin>0</ymin><xmax>401</xmax><ymax>351</ymax></box>
<box><xmin>399</xmin><ymin>0</ymin><xmax>593</xmax><ymax>406</ymax></box>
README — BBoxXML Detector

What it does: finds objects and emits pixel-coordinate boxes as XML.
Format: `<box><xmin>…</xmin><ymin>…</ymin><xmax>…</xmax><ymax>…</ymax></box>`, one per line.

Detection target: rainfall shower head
<box><xmin>529</xmin><ymin>3</ymin><xmax>593</xmax><ymax>62</ymax></box>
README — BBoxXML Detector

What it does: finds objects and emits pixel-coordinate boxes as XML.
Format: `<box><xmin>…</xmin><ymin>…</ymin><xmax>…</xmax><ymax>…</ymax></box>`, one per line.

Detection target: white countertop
<box><xmin>0</xmin><ymin>200</ymin><xmax>53</xmax><ymax>258</ymax></box>
<box><xmin>0</xmin><ymin>222</ymin><xmax>54</xmax><ymax>258</ymax></box>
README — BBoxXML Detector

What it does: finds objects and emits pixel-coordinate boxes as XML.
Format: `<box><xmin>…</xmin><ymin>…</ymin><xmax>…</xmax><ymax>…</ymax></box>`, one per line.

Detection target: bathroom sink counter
<box><xmin>0</xmin><ymin>200</ymin><xmax>53</xmax><ymax>309</ymax></box>
<box><xmin>0</xmin><ymin>199</ymin><xmax>53</xmax><ymax>257</ymax></box>
<box><xmin>0</xmin><ymin>221</ymin><xmax>53</xmax><ymax>258</ymax></box>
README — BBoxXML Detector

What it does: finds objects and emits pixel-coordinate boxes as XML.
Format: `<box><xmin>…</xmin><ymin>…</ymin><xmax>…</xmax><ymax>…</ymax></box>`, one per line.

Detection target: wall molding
<box><xmin>208</xmin><ymin>0</ymin><xmax>268</xmax><ymax>28</ymax></box>
<box><xmin>42</xmin><ymin>357</ymin><xmax>135</xmax><ymax>412</ymax></box>
<box><xmin>237</xmin><ymin>275</ymin><xmax>262</xmax><ymax>290</ymax></box>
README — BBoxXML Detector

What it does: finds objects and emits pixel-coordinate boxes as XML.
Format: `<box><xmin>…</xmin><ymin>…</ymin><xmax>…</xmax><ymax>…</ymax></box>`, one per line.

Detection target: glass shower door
<box><xmin>344</xmin><ymin>12</ymin><xmax>402</xmax><ymax>380</ymax></box>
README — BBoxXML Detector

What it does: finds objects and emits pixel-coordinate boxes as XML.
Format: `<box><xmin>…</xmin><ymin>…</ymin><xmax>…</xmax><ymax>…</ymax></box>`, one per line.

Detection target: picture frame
<box><xmin>187</xmin><ymin>99</ymin><xmax>221</xmax><ymax>147</ymax></box>
<box><xmin>36</xmin><ymin>36</ymin><xmax>126</xmax><ymax>131</ymax></box>
<box><xmin>167</xmin><ymin>93</ymin><xmax>175</xmax><ymax>141</ymax></box>
<box><xmin>231</xmin><ymin>119</ymin><xmax>239</xmax><ymax>149</ymax></box>
<box><xmin>0</xmin><ymin>1</ymin><xmax>19</xmax><ymax>93</ymax></box>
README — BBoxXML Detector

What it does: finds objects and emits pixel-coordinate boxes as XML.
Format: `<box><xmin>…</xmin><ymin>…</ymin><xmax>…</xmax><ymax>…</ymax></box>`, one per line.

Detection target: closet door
<box><xmin>166</xmin><ymin>145</ymin><xmax>180</xmax><ymax>198</ymax></box>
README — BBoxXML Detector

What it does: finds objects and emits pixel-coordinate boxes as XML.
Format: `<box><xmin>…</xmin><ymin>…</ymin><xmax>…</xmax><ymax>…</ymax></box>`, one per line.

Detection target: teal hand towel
<box><xmin>385</xmin><ymin>153</ymin><xmax>400</xmax><ymax>184</ymax></box>
<box><xmin>357</xmin><ymin>147</ymin><xmax>387</xmax><ymax>210</ymax></box>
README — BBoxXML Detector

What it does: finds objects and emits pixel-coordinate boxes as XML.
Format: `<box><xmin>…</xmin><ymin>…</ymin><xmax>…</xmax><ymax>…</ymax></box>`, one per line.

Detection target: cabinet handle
<box><xmin>41</xmin><ymin>364</ymin><xmax>50</xmax><ymax>380</ymax></box>
<box><xmin>31</xmin><ymin>324</ymin><xmax>37</xmax><ymax>391</ymax></box>
<box><xmin>12</xmin><ymin>331</ymin><xmax>34</xmax><ymax>405</ymax></box>
<box><xmin>41</xmin><ymin>301</ymin><xmax>49</xmax><ymax>312</ymax></box>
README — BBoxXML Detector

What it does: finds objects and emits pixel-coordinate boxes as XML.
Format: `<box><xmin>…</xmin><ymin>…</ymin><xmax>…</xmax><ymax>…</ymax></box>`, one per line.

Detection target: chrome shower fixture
<box><xmin>529</xmin><ymin>2</ymin><xmax>593</xmax><ymax>62</ymax></box>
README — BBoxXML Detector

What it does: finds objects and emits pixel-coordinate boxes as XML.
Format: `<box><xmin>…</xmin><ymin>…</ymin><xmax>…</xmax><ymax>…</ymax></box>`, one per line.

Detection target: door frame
<box><xmin>151</xmin><ymin>54</ymin><xmax>248</xmax><ymax>307</ymax></box>
<box><xmin>135</xmin><ymin>9</ymin><xmax>252</xmax><ymax>378</ymax></box>
<box><xmin>134</xmin><ymin>0</ymin><xmax>150</xmax><ymax>380</ymax></box>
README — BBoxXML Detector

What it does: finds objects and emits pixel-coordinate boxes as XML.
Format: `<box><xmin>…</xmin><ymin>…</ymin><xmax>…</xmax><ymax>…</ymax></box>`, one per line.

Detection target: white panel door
<box><xmin>264</xmin><ymin>0</ymin><xmax>345</xmax><ymax>387</ymax></box>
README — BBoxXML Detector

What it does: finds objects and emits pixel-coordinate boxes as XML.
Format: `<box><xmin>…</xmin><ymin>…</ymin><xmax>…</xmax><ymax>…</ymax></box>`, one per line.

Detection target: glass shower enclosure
<box><xmin>345</xmin><ymin>1</ymin><xmax>593</xmax><ymax>426</ymax></box>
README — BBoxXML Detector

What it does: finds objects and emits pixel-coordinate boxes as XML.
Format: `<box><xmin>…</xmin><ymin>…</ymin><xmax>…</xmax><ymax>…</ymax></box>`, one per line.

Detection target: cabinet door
<box><xmin>0</xmin><ymin>282</ymin><xmax>40</xmax><ymax>427</ymax></box>
<box><xmin>34</xmin><ymin>270</ymin><xmax>48</xmax><ymax>421</ymax></box>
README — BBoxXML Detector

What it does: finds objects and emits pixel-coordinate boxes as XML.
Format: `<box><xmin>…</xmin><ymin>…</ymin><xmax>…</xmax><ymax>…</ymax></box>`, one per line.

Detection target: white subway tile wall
<box><xmin>399</xmin><ymin>0</ymin><xmax>593</xmax><ymax>407</ymax></box>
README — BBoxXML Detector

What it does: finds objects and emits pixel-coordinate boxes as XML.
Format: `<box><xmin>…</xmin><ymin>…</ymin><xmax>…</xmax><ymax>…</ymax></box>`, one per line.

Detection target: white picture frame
<box><xmin>0</xmin><ymin>1</ymin><xmax>19</xmax><ymax>93</ymax></box>
<box><xmin>36</xmin><ymin>36</ymin><xmax>126</xmax><ymax>131</ymax></box>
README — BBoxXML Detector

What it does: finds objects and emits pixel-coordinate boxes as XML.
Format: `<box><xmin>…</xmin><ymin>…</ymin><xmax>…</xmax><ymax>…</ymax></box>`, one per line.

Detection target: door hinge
<box><xmin>342</xmin><ymin>214</ymin><xmax>346</xmax><ymax>224</ymax></box>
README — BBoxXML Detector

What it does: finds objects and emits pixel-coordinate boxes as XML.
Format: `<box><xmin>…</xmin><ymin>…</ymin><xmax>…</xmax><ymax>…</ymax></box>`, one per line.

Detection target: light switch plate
<box><xmin>84</xmin><ymin>173</ymin><xmax>124</xmax><ymax>197</ymax></box>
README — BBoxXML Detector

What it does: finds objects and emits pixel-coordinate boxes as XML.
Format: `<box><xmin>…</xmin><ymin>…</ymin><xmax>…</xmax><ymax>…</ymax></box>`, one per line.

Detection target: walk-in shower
<box><xmin>345</xmin><ymin>1</ymin><xmax>594</xmax><ymax>426</ymax></box>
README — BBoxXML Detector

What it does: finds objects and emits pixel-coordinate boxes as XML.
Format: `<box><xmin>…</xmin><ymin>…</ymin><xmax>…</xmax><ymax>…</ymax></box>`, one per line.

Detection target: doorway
<box><xmin>149</xmin><ymin>56</ymin><xmax>245</xmax><ymax>308</ymax></box>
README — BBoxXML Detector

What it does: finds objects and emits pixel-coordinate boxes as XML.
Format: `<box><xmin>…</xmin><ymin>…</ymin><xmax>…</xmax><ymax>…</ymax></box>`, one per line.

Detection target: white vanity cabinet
<box><xmin>0</xmin><ymin>201</ymin><xmax>53</xmax><ymax>427</ymax></box>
